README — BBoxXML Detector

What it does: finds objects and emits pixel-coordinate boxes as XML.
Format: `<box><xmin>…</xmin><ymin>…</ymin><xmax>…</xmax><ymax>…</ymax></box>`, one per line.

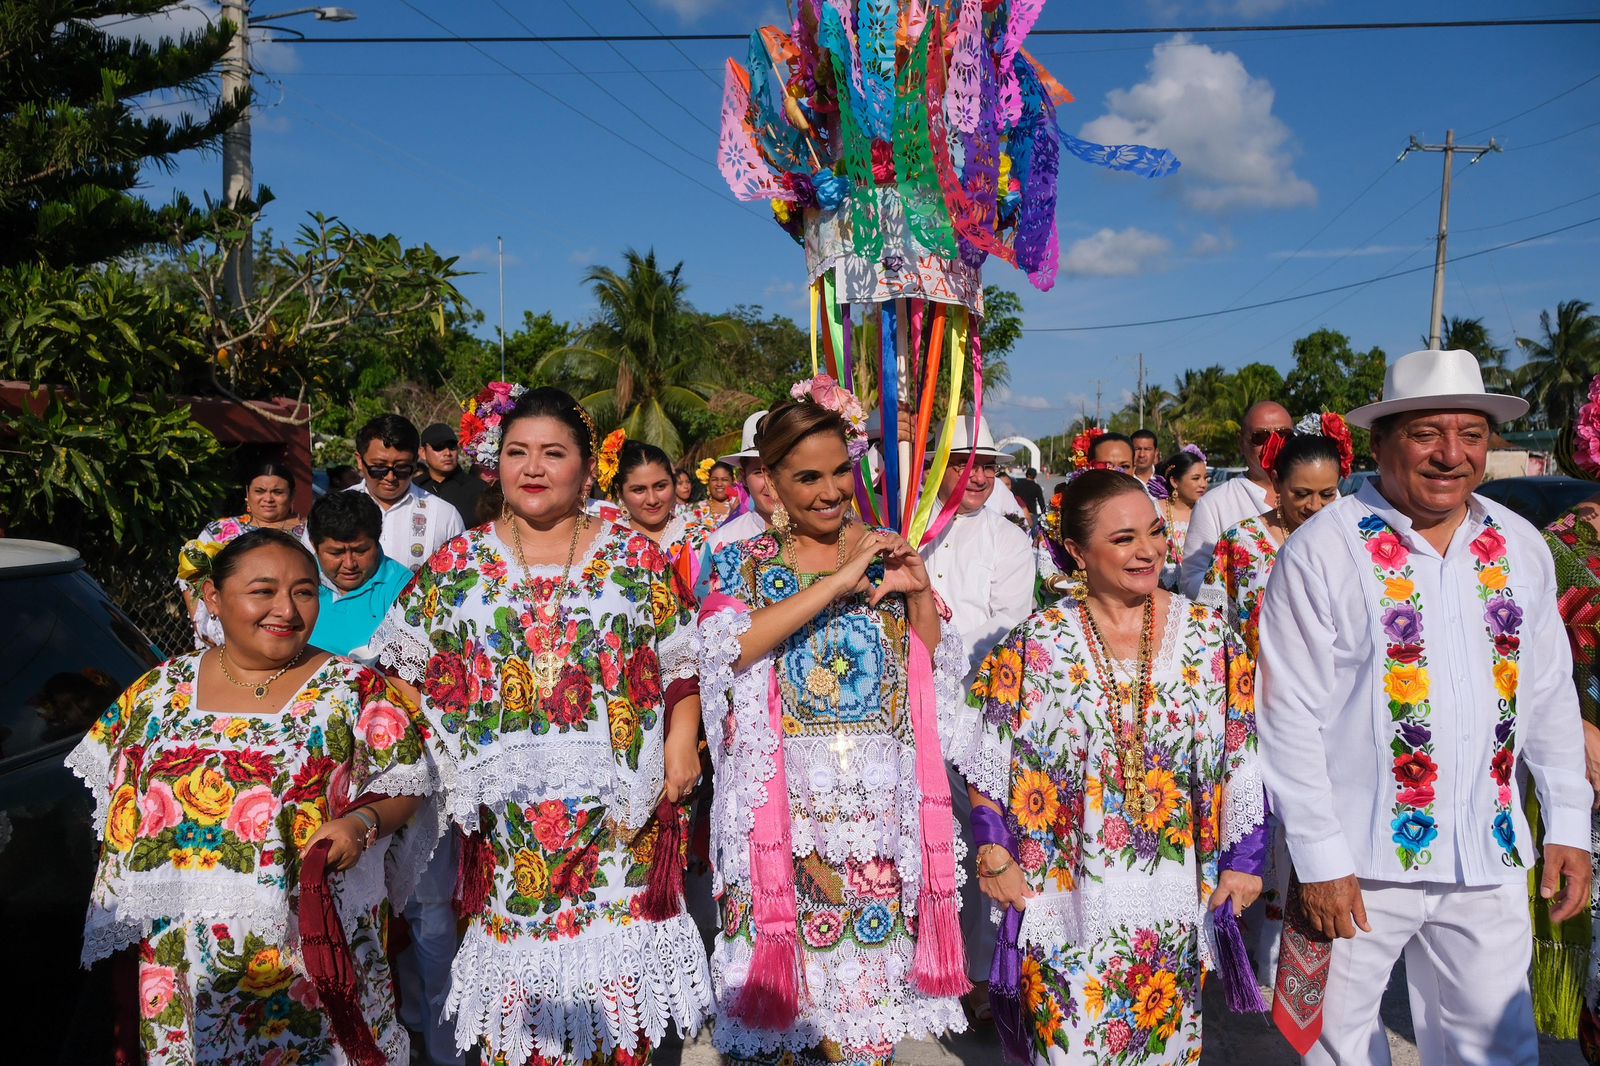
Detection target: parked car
<box><xmin>1476</xmin><ymin>476</ymin><xmax>1597</xmax><ymax>529</ymax></box>
<box><xmin>0</xmin><ymin>540</ymin><xmax>160</xmax><ymax>1063</ymax></box>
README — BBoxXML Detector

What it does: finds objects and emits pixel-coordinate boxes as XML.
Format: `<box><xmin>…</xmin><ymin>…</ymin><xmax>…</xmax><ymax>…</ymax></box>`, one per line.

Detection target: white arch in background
<box><xmin>995</xmin><ymin>435</ymin><xmax>1040</xmax><ymax>471</ymax></box>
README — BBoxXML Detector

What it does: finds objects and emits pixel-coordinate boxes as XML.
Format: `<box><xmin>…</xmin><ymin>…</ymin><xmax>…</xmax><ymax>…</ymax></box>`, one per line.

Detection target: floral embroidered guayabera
<box><xmin>1355</xmin><ymin>513</ymin><xmax>1524</xmax><ymax>870</ymax></box>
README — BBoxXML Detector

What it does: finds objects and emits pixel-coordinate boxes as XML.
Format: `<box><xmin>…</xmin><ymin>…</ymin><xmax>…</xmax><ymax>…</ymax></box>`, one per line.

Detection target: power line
<box><xmin>288</xmin><ymin>17</ymin><xmax>1600</xmax><ymax>45</ymax></box>
<box><xmin>1454</xmin><ymin>190</ymin><xmax>1600</xmax><ymax>233</ymax></box>
<box><xmin>1023</xmin><ymin>215</ymin><xmax>1600</xmax><ymax>333</ymax></box>
<box><xmin>1505</xmin><ymin>117</ymin><xmax>1600</xmax><ymax>151</ymax></box>
<box><xmin>483</xmin><ymin>0</ymin><xmax>716</xmax><ymax>169</ymax></box>
<box><xmin>1465</xmin><ymin>70</ymin><xmax>1600</xmax><ymax>137</ymax></box>
<box><xmin>620</xmin><ymin>0</ymin><xmax>724</xmax><ymax>89</ymax></box>
<box><xmin>390</xmin><ymin>0</ymin><xmax>754</xmax><ymax>216</ymax></box>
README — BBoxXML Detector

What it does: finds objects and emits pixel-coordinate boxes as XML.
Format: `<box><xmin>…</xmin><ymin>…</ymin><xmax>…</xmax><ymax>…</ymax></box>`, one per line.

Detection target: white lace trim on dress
<box><xmin>711</xmin><ymin>934</ymin><xmax>968</xmax><ymax>1054</ymax></box>
<box><xmin>444</xmin><ymin>912</ymin><xmax>711</xmax><ymax>1064</ymax></box>
<box><xmin>1018</xmin><ymin>875</ymin><xmax>1217</xmax><ymax>969</ymax></box>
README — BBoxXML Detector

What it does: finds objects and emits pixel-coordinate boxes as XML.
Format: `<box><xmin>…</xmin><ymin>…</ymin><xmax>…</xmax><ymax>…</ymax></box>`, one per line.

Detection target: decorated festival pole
<box><xmin>715</xmin><ymin>0</ymin><xmax>1179</xmax><ymax>547</ymax></box>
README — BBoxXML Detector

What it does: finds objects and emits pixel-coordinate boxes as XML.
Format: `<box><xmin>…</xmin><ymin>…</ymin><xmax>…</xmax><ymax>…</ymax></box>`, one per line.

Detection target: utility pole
<box><xmin>1094</xmin><ymin>380</ymin><xmax>1103</xmax><ymax>428</ymax></box>
<box><xmin>1399</xmin><ymin>129</ymin><xmax>1500</xmax><ymax>349</ymax></box>
<box><xmin>1137</xmin><ymin>353</ymin><xmax>1145</xmax><ymax>427</ymax></box>
<box><xmin>220</xmin><ymin>0</ymin><xmax>252</xmax><ymax>306</ymax></box>
<box><xmin>220</xmin><ymin>5</ymin><xmax>358</xmax><ymax>306</ymax></box>
<box><xmin>498</xmin><ymin>236</ymin><xmax>507</xmax><ymax>379</ymax></box>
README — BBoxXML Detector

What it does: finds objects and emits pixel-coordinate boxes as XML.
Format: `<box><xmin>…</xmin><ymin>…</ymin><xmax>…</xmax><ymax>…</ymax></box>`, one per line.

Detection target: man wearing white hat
<box><xmin>1256</xmin><ymin>349</ymin><xmax>1592</xmax><ymax>1064</ymax></box>
<box><xmin>709</xmin><ymin>409</ymin><xmax>775</xmax><ymax>552</ymax></box>
<box><xmin>920</xmin><ymin>412</ymin><xmax>1037</xmax><ymax>1012</ymax></box>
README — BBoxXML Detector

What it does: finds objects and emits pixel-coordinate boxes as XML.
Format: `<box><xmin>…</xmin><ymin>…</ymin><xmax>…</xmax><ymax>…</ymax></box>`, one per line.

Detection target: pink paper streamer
<box><xmin>718</xmin><ymin>60</ymin><xmax>785</xmax><ymax>202</ymax></box>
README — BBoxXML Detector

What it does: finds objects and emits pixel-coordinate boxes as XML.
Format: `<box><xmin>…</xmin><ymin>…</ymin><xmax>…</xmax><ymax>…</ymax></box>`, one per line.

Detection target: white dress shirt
<box><xmin>921</xmin><ymin>505</ymin><xmax>1037</xmax><ymax>680</ymax></box>
<box><xmin>1257</xmin><ymin>482</ymin><xmax>1591</xmax><ymax>887</ymax></box>
<box><xmin>710</xmin><ymin>509</ymin><xmax>767</xmax><ymax>552</ymax></box>
<box><xmin>348</xmin><ymin>482</ymin><xmax>465</xmax><ymax>572</ymax></box>
<box><xmin>1179</xmin><ymin>475</ymin><xmax>1269</xmax><ymax>598</ymax></box>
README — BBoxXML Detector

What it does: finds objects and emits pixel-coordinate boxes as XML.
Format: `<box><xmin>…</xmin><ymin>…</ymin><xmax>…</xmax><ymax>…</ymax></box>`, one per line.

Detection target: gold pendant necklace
<box><xmin>789</xmin><ymin>527</ymin><xmax>851</xmax><ymax>703</ymax></box>
<box><xmin>1080</xmin><ymin>597</ymin><xmax>1157</xmax><ymax>818</ymax></box>
<box><xmin>509</xmin><ymin>513</ymin><xmax>585</xmax><ymax>698</ymax></box>
<box><xmin>218</xmin><ymin>647</ymin><xmax>306</xmax><ymax>700</ymax></box>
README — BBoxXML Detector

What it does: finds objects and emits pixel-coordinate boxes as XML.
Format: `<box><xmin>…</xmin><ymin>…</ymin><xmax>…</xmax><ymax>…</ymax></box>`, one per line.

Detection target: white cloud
<box><xmin>568</xmin><ymin>246</ymin><xmax>600</xmax><ymax>265</ymax></box>
<box><xmin>1080</xmin><ymin>36</ymin><xmax>1315</xmax><ymax>212</ymax></box>
<box><xmin>1063</xmin><ymin>227</ymin><xmax>1173</xmax><ymax>277</ymax></box>
<box><xmin>1190</xmin><ymin>231</ymin><xmax>1235</xmax><ymax>256</ymax></box>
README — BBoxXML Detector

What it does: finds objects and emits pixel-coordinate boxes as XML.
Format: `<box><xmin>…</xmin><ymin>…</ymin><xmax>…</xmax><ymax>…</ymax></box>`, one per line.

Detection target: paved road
<box><xmin>658</xmin><ymin>965</ymin><xmax>1584</xmax><ymax>1065</ymax></box>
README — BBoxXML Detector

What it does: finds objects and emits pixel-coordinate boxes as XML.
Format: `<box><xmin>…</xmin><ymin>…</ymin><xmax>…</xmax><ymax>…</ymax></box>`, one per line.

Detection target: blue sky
<box><xmin>126</xmin><ymin>0</ymin><xmax>1600</xmax><ymax>444</ymax></box>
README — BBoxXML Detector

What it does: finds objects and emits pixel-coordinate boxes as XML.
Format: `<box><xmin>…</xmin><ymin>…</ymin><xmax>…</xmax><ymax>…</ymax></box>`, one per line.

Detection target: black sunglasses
<box><xmin>366</xmin><ymin>463</ymin><xmax>416</xmax><ymax>480</ymax></box>
<box><xmin>1247</xmin><ymin>428</ymin><xmax>1291</xmax><ymax>447</ymax></box>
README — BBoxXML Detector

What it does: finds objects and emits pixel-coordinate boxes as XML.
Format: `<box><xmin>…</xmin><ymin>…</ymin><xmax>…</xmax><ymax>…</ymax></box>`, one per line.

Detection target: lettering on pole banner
<box><xmin>803</xmin><ymin>189</ymin><xmax>985</xmax><ymax>314</ymax></box>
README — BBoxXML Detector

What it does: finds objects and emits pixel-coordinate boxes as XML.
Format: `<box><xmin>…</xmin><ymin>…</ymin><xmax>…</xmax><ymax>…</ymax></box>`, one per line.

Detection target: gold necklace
<box><xmin>508</xmin><ymin>513</ymin><xmax>585</xmax><ymax>697</ymax></box>
<box><xmin>218</xmin><ymin>647</ymin><xmax>306</xmax><ymax>700</ymax></box>
<box><xmin>1272</xmin><ymin>506</ymin><xmax>1299</xmax><ymax>538</ymax></box>
<box><xmin>785</xmin><ymin>526</ymin><xmax>851</xmax><ymax>702</ymax></box>
<box><xmin>1079</xmin><ymin>597</ymin><xmax>1157</xmax><ymax>819</ymax></box>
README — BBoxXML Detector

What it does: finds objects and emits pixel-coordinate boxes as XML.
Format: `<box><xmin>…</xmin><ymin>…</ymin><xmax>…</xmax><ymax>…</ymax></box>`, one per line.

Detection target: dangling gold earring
<box><xmin>771</xmin><ymin>505</ymin><xmax>792</xmax><ymax>537</ymax></box>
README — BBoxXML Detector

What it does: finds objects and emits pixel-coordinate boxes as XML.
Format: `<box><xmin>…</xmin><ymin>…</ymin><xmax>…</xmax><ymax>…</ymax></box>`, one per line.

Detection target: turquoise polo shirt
<box><xmin>311</xmin><ymin>556</ymin><xmax>415</xmax><ymax>656</ymax></box>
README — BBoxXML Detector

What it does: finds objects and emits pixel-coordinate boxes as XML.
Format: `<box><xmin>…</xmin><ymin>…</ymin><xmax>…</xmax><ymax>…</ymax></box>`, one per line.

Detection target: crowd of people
<box><xmin>68</xmin><ymin>347</ymin><xmax>1600</xmax><ymax>1066</ymax></box>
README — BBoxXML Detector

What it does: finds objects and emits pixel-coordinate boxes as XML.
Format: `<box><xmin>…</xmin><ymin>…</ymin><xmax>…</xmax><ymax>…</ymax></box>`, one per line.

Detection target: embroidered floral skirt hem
<box><xmin>135</xmin><ymin>912</ymin><xmax>406</xmax><ymax>1066</ymax></box>
<box><xmin>1022</xmin><ymin>919</ymin><xmax>1203</xmax><ymax>1066</ymax></box>
<box><xmin>446</xmin><ymin>796</ymin><xmax>712</xmax><ymax>1065</ymax></box>
<box><xmin>710</xmin><ymin>853</ymin><xmax>967</xmax><ymax>1057</ymax></box>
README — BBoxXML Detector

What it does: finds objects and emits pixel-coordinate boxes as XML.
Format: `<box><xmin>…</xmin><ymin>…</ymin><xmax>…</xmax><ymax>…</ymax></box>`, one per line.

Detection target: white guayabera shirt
<box><xmin>1257</xmin><ymin>482</ymin><xmax>1591</xmax><ymax>886</ymax></box>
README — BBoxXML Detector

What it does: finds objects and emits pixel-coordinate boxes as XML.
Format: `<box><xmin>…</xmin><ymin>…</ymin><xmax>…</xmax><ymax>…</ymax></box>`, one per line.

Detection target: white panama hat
<box><xmin>720</xmin><ymin>409</ymin><xmax>768</xmax><ymax>463</ymax></box>
<box><xmin>927</xmin><ymin>413</ymin><xmax>1010</xmax><ymax>463</ymax></box>
<box><xmin>1346</xmin><ymin>349</ymin><xmax>1528</xmax><ymax>429</ymax></box>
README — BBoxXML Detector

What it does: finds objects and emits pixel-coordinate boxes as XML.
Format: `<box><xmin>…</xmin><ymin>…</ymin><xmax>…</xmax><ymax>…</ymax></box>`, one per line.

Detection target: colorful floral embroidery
<box><xmin>1356</xmin><ymin>513</ymin><xmax>1522</xmax><ymax>869</ymax></box>
<box><xmin>1470</xmin><ymin>522</ymin><xmax>1523</xmax><ymax>865</ymax></box>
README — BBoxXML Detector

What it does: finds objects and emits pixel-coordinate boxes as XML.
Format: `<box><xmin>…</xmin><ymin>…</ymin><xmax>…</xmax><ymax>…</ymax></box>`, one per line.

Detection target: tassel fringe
<box><xmin>639</xmin><ymin>800</ymin><xmax>686</xmax><ymax>921</ymax></box>
<box><xmin>731</xmin><ymin>930</ymin><xmax>803</xmax><ymax>1031</ymax></box>
<box><xmin>1214</xmin><ymin>900</ymin><xmax>1268</xmax><ymax>1014</ymax></box>
<box><xmin>1532</xmin><ymin>937</ymin><xmax>1589</xmax><ymax>1040</ymax></box>
<box><xmin>912</xmin><ymin>890</ymin><xmax>972</xmax><ymax>997</ymax></box>
<box><xmin>452</xmin><ymin>828</ymin><xmax>495</xmax><ymax>920</ymax></box>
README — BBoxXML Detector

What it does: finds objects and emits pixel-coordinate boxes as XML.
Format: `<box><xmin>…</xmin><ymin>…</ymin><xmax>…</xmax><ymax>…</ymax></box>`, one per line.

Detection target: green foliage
<box><xmin>162</xmin><ymin>203</ymin><xmax>468</xmax><ymax>405</ymax></box>
<box><xmin>1284</xmin><ymin>329</ymin><xmax>1386</xmax><ymax>420</ymax></box>
<box><xmin>0</xmin><ymin>1</ymin><xmax>243</xmax><ymax>266</ymax></box>
<box><xmin>539</xmin><ymin>248</ymin><xmax>740</xmax><ymax>455</ymax></box>
<box><xmin>1</xmin><ymin>377</ymin><xmax>225</xmax><ymax>549</ymax></box>
<box><xmin>1515</xmin><ymin>299</ymin><xmax>1600</xmax><ymax>428</ymax></box>
<box><xmin>0</xmin><ymin>261</ymin><xmax>229</xmax><ymax>557</ymax></box>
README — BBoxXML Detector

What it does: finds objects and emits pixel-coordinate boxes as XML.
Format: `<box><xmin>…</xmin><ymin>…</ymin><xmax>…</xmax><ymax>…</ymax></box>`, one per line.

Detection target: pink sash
<box><xmin>705</xmin><ymin>592</ymin><xmax>968</xmax><ymax>1028</ymax></box>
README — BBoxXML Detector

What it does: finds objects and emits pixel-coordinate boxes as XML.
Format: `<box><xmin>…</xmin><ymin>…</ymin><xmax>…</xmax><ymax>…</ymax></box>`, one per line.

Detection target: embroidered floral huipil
<box><xmin>1196</xmin><ymin>514</ymin><xmax>1280</xmax><ymax>657</ymax></box>
<box><xmin>947</xmin><ymin>597</ymin><xmax>1265</xmax><ymax>1064</ymax></box>
<box><xmin>697</xmin><ymin>532</ymin><xmax>970</xmax><ymax>1058</ymax></box>
<box><xmin>1257</xmin><ymin>483</ymin><xmax>1591</xmax><ymax>886</ymax></box>
<box><xmin>376</xmin><ymin>524</ymin><xmax>711</xmax><ymax>1066</ymax></box>
<box><xmin>67</xmin><ymin>655</ymin><xmax>438</xmax><ymax>1065</ymax></box>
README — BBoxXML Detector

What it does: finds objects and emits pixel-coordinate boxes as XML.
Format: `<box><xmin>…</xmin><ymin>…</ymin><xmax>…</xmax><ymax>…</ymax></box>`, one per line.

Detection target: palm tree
<box><xmin>1515</xmin><ymin>300</ymin><xmax>1600</xmax><ymax>428</ymax></box>
<box><xmin>1424</xmin><ymin>316</ymin><xmax>1511</xmax><ymax>390</ymax></box>
<box><xmin>538</xmin><ymin>248</ymin><xmax>739</xmax><ymax>455</ymax></box>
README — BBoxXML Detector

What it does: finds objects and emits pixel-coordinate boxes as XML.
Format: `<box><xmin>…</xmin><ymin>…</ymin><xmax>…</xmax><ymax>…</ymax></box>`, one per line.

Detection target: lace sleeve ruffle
<box><xmin>374</xmin><ymin>610</ymin><xmax>432</xmax><ymax>685</ymax></box>
<box><xmin>697</xmin><ymin>606</ymin><xmax>774</xmax><ymax>895</ymax></box>
<box><xmin>65</xmin><ymin>732</ymin><xmax>113</xmax><ymax>833</ymax></box>
<box><xmin>1219</xmin><ymin>636</ymin><xmax>1267</xmax><ymax>858</ymax></box>
<box><xmin>941</xmin><ymin>625</ymin><xmax>1013</xmax><ymax>805</ymax></box>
